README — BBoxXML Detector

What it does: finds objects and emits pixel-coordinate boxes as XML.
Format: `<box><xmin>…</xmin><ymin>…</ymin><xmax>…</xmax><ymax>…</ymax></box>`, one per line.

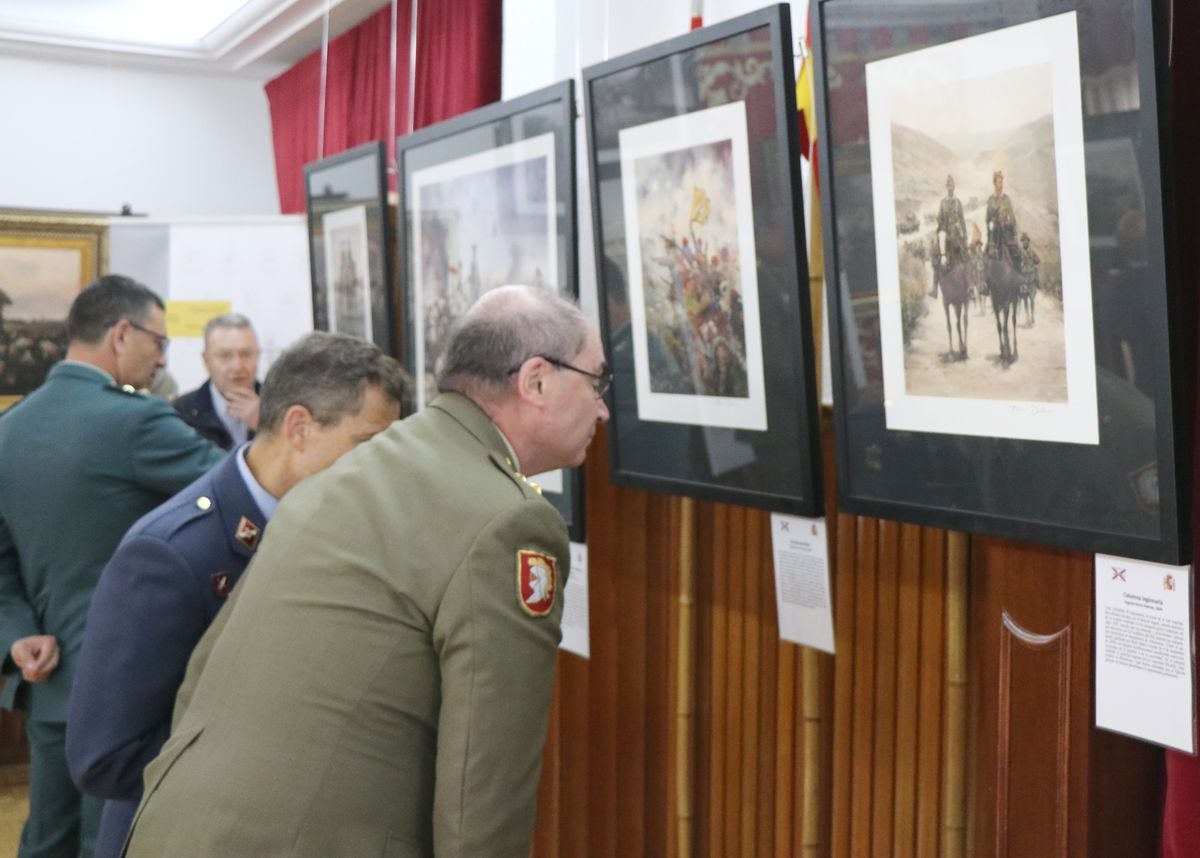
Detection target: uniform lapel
<box><xmin>210</xmin><ymin>452</ymin><xmax>267</xmax><ymax>560</ymax></box>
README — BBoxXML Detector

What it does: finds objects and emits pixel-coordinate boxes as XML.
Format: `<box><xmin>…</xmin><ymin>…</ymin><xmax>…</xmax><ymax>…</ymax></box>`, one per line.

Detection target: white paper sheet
<box><xmin>770</xmin><ymin>514</ymin><xmax>835</xmax><ymax>653</ymax></box>
<box><xmin>559</xmin><ymin>541</ymin><xmax>590</xmax><ymax>658</ymax></box>
<box><xmin>1095</xmin><ymin>554</ymin><xmax>1195</xmax><ymax>753</ymax></box>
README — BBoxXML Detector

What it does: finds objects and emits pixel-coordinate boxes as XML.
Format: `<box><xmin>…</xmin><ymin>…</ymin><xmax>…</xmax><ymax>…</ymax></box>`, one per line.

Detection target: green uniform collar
<box><xmin>428</xmin><ymin>392</ymin><xmax>520</xmax><ymax>473</ymax></box>
<box><xmin>52</xmin><ymin>361</ymin><xmax>116</xmax><ymax>386</ymax></box>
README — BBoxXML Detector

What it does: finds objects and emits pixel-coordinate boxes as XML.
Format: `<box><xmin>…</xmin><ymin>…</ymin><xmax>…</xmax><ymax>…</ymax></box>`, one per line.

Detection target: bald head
<box><xmin>436</xmin><ymin>285</ymin><xmax>590</xmax><ymax>403</ymax></box>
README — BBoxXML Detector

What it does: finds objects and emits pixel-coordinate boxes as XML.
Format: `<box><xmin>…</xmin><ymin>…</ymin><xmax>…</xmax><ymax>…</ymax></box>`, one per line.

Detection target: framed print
<box><xmin>304</xmin><ymin>141</ymin><xmax>395</xmax><ymax>353</ymax></box>
<box><xmin>396</xmin><ymin>81</ymin><xmax>585</xmax><ymax>539</ymax></box>
<box><xmin>815</xmin><ymin>0</ymin><xmax>1189</xmax><ymax>562</ymax></box>
<box><xmin>583</xmin><ymin>4</ymin><xmax>823</xmax><ymax>515</ymax></box>
<box><xmin>0</xmin><ymin>210</ymin><xmax>107</xmax><ymax>410</ymax></box>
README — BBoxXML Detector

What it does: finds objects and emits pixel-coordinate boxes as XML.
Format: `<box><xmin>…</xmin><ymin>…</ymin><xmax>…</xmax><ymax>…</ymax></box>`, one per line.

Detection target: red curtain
<box><xmin>265</xmin><ymin>0</ymin><xmax>502</xmax><ymax>214</ymax></box>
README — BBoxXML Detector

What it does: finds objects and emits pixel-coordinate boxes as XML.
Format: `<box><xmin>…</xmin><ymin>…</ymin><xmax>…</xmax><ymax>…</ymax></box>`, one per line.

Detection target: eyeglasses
<box><xmin>508</xmin><ymin>354</ymin><xmax>612</xmax><ymax>398</ymax></box>
<box><xmin>127</xmin><ymin>320</ymin><xmax>170</xmax><ymax>354</ymax></box>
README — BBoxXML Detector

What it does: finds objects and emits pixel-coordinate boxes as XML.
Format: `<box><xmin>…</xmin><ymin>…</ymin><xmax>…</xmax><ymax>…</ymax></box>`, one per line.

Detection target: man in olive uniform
<box><xmin>124</xmin><ymin>285</ymin><xmax>610</xmax><ymax>857</ymax></box>
<box><xmin>0</xmin><ymin>275</ymin><xmax>224</xmax><ymax>858</ymax></box>
<box><xmin>929</xmin><ymin>174</ymin><xmax>967</xmax><ymax>298</ymax></box>
<box><xmin>985</xmin><ymin>169</ymin><xmax>1021</xmax><ymax>269</ymax></box>
<box><xmin>66</xmin><ymin>332</ymin><xmax>409</xmax><ymax>858</ymax></box>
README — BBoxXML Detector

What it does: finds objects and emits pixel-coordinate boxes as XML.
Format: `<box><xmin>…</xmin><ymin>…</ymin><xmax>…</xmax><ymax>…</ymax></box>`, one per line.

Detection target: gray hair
<box><xmin>257</xmin><ymin>332</ymin><xmax>412</xmax><ymax>434</ymax></box>
<box><xmin>435</xmin><ymin>285</ymin><xmax>589</xmax><ymax>400</ymax></box>
<box><xmin>203</xmin><ymin>313</ymin><xmax>255</xmax><ymax>346</ymax></box>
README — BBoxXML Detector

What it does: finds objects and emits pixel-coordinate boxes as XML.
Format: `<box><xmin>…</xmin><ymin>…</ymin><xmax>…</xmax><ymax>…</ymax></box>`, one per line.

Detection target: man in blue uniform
<box><xmin>173</xmin><ymin>313</ymin><xmax>262</xmax><ymax>450</ymax></box>
<box><xmin>0</xmin><ymin>275</ymin><xmax>225</xmax><ymax>858</ymax></box>
<box><xmin>66</xmin><ymin>331</ymin><xmax>409</xmax><ymax>858</ymax></box>
<box><xmin>123</xmin><ymin>286</ymin><xmax>609</xmax><ymax>857</ymax></box>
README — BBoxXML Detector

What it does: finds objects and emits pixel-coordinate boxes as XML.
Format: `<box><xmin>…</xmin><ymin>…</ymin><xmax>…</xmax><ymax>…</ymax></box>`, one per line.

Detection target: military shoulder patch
<box><xmin>516</xmin><ymin>549</ymin><xmax>556</xmax><ymax>617</ymax></box>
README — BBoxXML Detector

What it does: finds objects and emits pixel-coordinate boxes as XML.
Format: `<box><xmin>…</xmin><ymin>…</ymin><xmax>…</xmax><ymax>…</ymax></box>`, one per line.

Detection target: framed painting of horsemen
<box><xmin>0</xmin><ymin>210</ymin><xmax>107</xmax><ymax>411</ymax></box>
<box><xmin>814</xmin><ymin>0</ymin><xmax>1190</xmax><ymax>562</ymax></box>
<box><xmin>583</xmin><ymin>4</ymin><xmax>823</xmax><ymax>515</ymax></box>
<box><xmin>395</xmin><ymin>81</ymin><xmax>586</xmax><ymax>539</ymax></box>
<box><xmin>304</xmin><ymin>141</ymin><xmax>396</xmax><ymax>354</ymax></box>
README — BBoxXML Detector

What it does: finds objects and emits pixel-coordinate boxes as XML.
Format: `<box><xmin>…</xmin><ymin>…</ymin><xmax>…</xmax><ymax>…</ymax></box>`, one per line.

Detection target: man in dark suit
<box><xmin>124</xmin><ymin>285</ymin><xmax>610</xmax><ymax>857</ymax></box>
<box><xmin>66</xmin><ymin>331</ymin><xmax>409</xmax><ymax>858</ymax></box>
<box><xmin>0</xmin><ymin>275</ymin><xmax>224</xmax><ymax>858</ymax></box>
<box><xmin>173</xmin><ymin>313</ymin><xmax>261</xmax><ymax>449</ymax></box>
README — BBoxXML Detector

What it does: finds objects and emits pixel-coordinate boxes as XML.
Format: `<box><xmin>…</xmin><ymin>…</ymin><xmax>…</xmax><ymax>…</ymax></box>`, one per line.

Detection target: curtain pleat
<box><xmin>264</xmin><ymin>0</ymin><xmax>500</xmax><ymax>214</ymax></box>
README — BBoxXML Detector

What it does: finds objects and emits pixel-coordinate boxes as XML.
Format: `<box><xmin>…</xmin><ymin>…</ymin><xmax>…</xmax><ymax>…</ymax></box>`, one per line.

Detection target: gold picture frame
<box><xmin>0</xmin><ymin>210</ymin><xmax>108</xmax><ymax>409</ymax></box>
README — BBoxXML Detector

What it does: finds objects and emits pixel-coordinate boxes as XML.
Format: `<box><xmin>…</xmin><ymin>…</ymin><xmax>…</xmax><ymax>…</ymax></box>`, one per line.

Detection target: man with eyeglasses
<box><xmin>123</xmin><ymin>285</ymin><xmax>608</xmax><ymax>858</ymax></box>
<box><xmin>0</xmin><ymin>274</ymin><xmax>224</xmax><ymax>858</ymax></box>
<box><xmin>174</xmin><ymin>313</ymin><xmax>262</xmax><ymax>450</ymax></box>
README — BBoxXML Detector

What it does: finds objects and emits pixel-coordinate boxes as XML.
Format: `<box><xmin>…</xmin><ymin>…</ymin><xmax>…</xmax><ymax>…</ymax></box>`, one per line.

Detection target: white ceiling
<box><xmin>0</xmin><ymin>0</ymin><xmax>391</xmax><ymax>77</ymax></box>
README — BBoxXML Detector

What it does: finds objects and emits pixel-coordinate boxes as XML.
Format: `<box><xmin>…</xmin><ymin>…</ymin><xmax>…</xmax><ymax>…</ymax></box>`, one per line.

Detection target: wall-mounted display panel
<box><xmin>584</xmin><ymin>4</ymin><xmax>823</xmax><ymax>516</ymax></box>
<box><xmin>0</xmin><ymin>210</ymin><xmax>107</xmax><ymax>410</ymax></box>
<box><xmin>815</xmin><ymin>0</ymin><xmax>1190</xmax><ymax>562</ymax></box>
<box><xmin>305</xmin><ymin>141</ymin><xmax>396</xmax><ymax>354</ymax></box>
<box><xmin>396</xmin><ymin>81</ymin><xmax>586</xmax><ymax>539</ymax></box>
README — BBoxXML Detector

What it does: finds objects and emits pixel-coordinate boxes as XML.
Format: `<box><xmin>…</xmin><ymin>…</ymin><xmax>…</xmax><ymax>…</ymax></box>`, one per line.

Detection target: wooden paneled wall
<box><xmin>532</xmin><ymin>419</ymin><xmax>1162</xmax><ymax>857</ymax></box>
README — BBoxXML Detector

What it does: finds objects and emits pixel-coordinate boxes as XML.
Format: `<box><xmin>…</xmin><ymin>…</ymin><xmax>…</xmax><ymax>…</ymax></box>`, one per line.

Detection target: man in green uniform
<box><xmin>0</xmin><ymin>275</ymin><xmax>224</xmax><ymax>858</ymax></box>
<box><xmin>985</xmin><ymin>169</ymin><xmax>1021</xmax><ymax>269</ymax></box>
<box><xmin>124</xmin><ymin>285</ymin><xmax>610</xmax><ymax>857</ymax></box>
<box><xmin>929</xmin><ymin>174</ymin><xmax>967</xmax><ymax>298</ymax></box>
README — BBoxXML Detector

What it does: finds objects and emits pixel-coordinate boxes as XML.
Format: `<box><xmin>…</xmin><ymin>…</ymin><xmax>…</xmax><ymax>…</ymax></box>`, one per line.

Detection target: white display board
<box><xmin>111</xmin><ymin>216</ymin><xmax>313</xmax><ymax>393</ymax></box>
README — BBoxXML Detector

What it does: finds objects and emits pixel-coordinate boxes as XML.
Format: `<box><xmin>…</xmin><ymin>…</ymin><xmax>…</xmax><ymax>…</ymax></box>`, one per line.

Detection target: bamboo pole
<box><xmin>677</xmin><ymin>497</ymin><xmax>696</xmax><ymax>858</ymax></box>
<box><xmin>941</xmin><ymin>531</ymin><xmax>968</xmax><ymax>857</ymax></box>
<box><xmin>801</xmin><ymin>646</ymin><xmax>824</xmax><ymax>857</ymax></box>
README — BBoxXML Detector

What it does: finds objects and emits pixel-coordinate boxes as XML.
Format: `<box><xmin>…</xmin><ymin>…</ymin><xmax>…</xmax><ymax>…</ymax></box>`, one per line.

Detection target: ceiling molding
<box><xmin>0</xmin><ymin>0</ymin><xmax>388</xmax><ymax>77</ymax></box>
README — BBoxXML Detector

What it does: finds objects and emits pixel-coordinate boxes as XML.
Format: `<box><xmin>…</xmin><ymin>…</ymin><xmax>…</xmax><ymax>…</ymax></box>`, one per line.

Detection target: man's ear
<box><xmin>280</xmin><ymin>404</ymin><xmax>315</xmax><ymax>450</ymax></box>
<box><xmin>513</xmin><ymin>357</ymin><xmax>549</xmax><ymax>406</ymax></box>
<box><xmin>108</xmin><ymin>320</ymin><xmax>132</xmax><ymax>357</ymax></box>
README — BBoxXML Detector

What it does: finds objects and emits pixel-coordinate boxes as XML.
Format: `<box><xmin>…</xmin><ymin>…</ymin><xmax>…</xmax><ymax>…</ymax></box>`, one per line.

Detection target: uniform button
<box><xmin>196</xmin><ymin>496</ymin><xmax>212</xmax><ymax>511</ymax></box>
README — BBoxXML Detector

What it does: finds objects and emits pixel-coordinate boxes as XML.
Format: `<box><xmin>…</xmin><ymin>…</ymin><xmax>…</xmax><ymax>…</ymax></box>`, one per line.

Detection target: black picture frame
<box><xmin>395</xmin><ymin>81</ymin><xmax>586</xmax><ymax>540</ymax></box>
<box><xmin>814</xmin><ymin>0</ymin><xmax>1190</xmax><ymax>562</ymax></box>
<box><xmin>304</xmin><ymin>141</ymin><xmax>396</xmax><ymax>354</ymax></box>
<box><xmin>582</xmin><ymin>4</ymin><xmax>823</xmax><ymax>516</ymax></box>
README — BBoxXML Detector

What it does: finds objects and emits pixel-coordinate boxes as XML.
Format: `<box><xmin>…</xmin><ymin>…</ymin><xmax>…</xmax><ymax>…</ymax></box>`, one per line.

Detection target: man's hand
<box><xmin>225</xmin><ymin>388</ymin><xmax>260</xmax><ymax>431</ymax></box>
<box><xmin>10</xmin><ymin>635</ymin><xmax>59</xmax><ymax>683</ymax></box>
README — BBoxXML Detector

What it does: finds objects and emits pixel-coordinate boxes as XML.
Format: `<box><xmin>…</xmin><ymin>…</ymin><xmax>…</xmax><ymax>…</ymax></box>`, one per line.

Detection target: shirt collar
<box><xmin>235</xmin><ymin>442</ymin><xmax>278</xmax><ymax>521</ymax></box>
<box><xmin>210</xmin><ymin>382</ymin><xmax>249</xmax><ymax>445</ymax></box>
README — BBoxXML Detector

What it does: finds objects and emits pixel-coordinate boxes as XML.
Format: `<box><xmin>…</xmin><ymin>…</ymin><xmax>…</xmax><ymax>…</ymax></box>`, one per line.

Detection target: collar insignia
<box><xmin>235</xmin><ymin>516</ymin><xmax>260</xmax><ymax>551</ymax></box>
<box><xmin>211</xmin><ymin>572</ymin><xmax>234</xmax><ymax>597</ymax></box>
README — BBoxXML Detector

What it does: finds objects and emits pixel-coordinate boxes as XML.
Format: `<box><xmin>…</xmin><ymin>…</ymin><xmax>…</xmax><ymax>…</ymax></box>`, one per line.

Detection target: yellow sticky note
<box><xmin>165</xmin><ymin>301</ymin><xmax>232</xmax><ymax>338</ymax></box>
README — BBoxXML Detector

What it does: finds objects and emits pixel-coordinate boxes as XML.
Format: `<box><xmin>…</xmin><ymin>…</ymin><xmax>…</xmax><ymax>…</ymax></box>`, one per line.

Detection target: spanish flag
<box><xmin>796</xmin><ymin>40</ymin><xmax>815</xmax><ymax>162</ymax></box>
<box><xmin>796</xmin><ymin>14</ymin><xmax>825</xmax><ymax>392</ymax></box>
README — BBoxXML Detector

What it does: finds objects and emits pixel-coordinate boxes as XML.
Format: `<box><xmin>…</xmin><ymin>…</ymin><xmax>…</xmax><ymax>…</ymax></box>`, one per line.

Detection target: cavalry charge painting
<box><xmin>409</xmin><ymin>133</ymin><xmax>556</xmax><ymax>409</ymax></box>
<box><xmin>619</xmin><ymin>100</ymin><xmax>768</xmax><ymax>432</ymax></box>
<box><xmin>867</xmin><ymin>12</ymin><xmax>1099</xmax><ymax>445</ymax></box>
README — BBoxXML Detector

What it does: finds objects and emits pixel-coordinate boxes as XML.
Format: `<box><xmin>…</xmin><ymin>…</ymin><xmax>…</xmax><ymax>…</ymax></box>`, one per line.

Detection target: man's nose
<box><xmin>596</xmin><ymin>396</ymin><xmax>610</xmax><ymax>424</ymax></box>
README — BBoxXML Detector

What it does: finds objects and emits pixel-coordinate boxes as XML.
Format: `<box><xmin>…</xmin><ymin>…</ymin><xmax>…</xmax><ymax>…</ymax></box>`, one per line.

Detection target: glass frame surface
<box><xmin>395</xmin><ymin>80</ymin><xmax>585</xmax><ymax>540</ymax></box>
<box><xmin>814</xmin><ymin>0</ymin><xmax>1190</xmax><ymax>562</ymax></box>
<box><xmin>304</xmin><ymin>141</ymin><xmax>396</xmax><ymax>354</ymax></box>
<box><xmin>583</xmin><ymin>3</ymin><xmax>823</xmax><ymax>516</ymax></box>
